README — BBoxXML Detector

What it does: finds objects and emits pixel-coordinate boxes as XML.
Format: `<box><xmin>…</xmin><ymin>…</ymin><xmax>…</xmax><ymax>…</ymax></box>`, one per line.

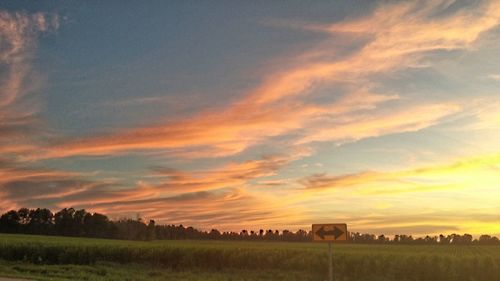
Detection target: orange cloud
<box><xmin>0</xmin><ymin>156</ymin><xmax>302</xmax><ymax>230</ymax></box>
<box><xmin>0</xmin><ymin>171</ymin><xmax>301</xmax><ymax>231</ymax></box>
<box><xmin>34</xmin><ymin>1</ymin><xmax>499</xmax><ymax>160</ymax></box>
<box><xmin>0</xmin><ymin>161</ymin><xmax>87</xmax><ymax>211</ymax></box>
<box><xmin>39</xmin><ymin>91</ymin><xmax>393</xmax><ymax>159</ymax></box>
<box><xmin>0</xmin><ymin>152</ymin><xmax>307</xmax><ymax>229</ymax></box>
<box><xmin>297</xmin><ymin>103</ymin><xmax>462</xmax><ymax>144</ymax></box>
<box><xmin>0</xmin><ymin>160</ymin><xmax>166</xmax><ymax>216</ymax></box>
<box><xmin>88</xmin><ymin>187</ymin><xmax>305</xmax><ymax>231</ymax></box>
<box><xmin>39</xmin><ymin>155</ymin><xmax>293</xmax><ymax>208</ymax></box>
<box><xmin>150</xmin><ymin>154</ymin><xmax>296</xmax><ymax>193</ymax></box>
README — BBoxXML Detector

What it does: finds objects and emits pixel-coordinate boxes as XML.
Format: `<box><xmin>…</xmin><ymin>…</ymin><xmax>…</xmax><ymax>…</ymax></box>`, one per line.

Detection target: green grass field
<box><xmin>0</xmin><ymin>233</ymin><xmax>499</xmax><ymax>280</ymax></box>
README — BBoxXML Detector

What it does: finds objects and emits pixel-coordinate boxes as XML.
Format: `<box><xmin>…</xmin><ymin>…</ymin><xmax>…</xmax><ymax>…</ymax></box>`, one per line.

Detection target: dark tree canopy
<box><xmin>0</xmin><ymin>207</ymin><xmax>498</xmax><ymax>244</ymax></box>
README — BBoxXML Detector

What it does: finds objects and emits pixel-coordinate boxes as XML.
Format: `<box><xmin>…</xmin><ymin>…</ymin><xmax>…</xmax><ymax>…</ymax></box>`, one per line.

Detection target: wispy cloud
<box><xmin>93</xmin><ymin>95</ymin><xmax>184</xmax><ymax>109</ymax></box>
<box><xmin>0</xmin><ymin>154</ymin><xmax>305</xmax><ymax>229</ymax></box>
<box><xmin>300</xmin><ymin>153</ymin><xmax>500</xmax><ymax>194</ymax></box>
<box><xmin>91</xmin><ymin>187</ymin><xmax>304</xmax><ymax>231</ymax></box>
<box><xmin>37</xmin><ymin>91</ymin><xmax>392</xmax><ymax>159</ymax></box>
<box><xmin>297</xmin><ymin>103</ymin><xmax>461</xmax><ymax>145</ymax></box>
<box><xmin>69</xmin><ymin>154</ymin><xmax>299</xmax><ymax>206</ymax></box>
<box><xmin>339</xmin><ymin>210</ymin><xmax>500</xmax><ymax>236</ymax></box>
<box><xmin>0</xmin><ymin>168</ymin><xmax>290</xmax><ymax>230</ymax></box>
<box><xmin>148</xmin><ymin>152</ymin><xmax>309</xmax><ymax>194</ymax></box>
<box><xmin>470</xmin><ymin>101</ymin><xmax>500</xmax><ymax>130</ymax></box>
<box><xmin>0</xmin><ymin>11</ymin><xmax>58</xmax><ymax>109</ymax></box>
<box><xmin>34</xmin><ymin>0</ymin><xmax>500</xmax><ymax>161</ymax></box>
<box><xmin>0</xmin><ymin>160</ymin><xmax>87</xmax><ymax>211</ymax></box>
<box><xmin>0</xmin><ymin>11</ymin><xmax>58</xmax><ymax>157</ymax></box>
<box><xmin>487</xmin><ymin>74</ymin><xmax>500</xmax><ymax>80</ymax></box>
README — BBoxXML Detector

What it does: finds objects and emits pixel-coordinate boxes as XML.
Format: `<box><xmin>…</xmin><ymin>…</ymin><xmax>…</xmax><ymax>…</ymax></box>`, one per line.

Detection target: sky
<box><xmin>1</xmin><ymin>0</ymin><xmax>500</xmax><ymax>236</ymax></box>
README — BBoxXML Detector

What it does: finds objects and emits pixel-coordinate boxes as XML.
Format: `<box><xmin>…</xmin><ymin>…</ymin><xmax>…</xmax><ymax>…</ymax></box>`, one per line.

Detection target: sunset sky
<box><xmin>1</xmin><ymin>0</ymin><xmax>500</xmax><ymax>236</ymax></box>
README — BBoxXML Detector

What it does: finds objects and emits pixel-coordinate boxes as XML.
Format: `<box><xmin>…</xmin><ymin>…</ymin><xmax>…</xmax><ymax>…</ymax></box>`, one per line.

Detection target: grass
<box><xmin>0</xmin><ymin>233</ymin><xmax>500</xmax><ymax>280</ymax></box>
<box><xmin>0</xmin><ymin>260</ymin><xmax>317</xmax><ymax>281</ymax></box>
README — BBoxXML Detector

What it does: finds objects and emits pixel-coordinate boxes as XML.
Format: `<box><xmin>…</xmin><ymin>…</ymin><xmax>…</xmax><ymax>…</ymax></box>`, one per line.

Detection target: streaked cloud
<box><xmin>33</xmin><ymin>0</ymin><xmax>500</xmax><ymax>160</ymax></box>
<box><xmin>0</xmin><ymin>11</ymin><xmax>58</xmax><ymax>158</ymax></box>
<box><xmin>300</xmin><ymin>153</ymin><xmax>500</xmax><ymax>193</ymax></box>
<box><xmin>0</xmin><ymin>161</ymin><xmax>85</xmax><ymax>210</ymax></box>
<box><xmin>469</xmin><ymin>101</ymin><xmax>500</xmax><ymax>130</ymax></box>
<box><xmin>90</xmin><ymin>187</ymin><xmax>303</xmax><ymax>231</ymax></box>
<box><xmin>342</xmin><ymin>210</ymin><xmax>500</xmax><ymax>236</ymax></box>
<box><xmin>0</xmin><ymin>154</ymin><xmax>304</xmax><ymax>229</ymax></box>
<box><xmin>297</xmin><ymin>103</ymin><xmax>461</xmax><ymax>145</ymax></box>
<box><xmin>38</xmin><ymin>91</ymin><xmax>394</xmax><ymax>159</ymax></box>
<box><xmin>487</xmin><ymin>74</ymin><xmax>500</xmax><ymax>80</ymax></box>
<box><xmin>150</xmin><ymin>154</ymin><xmax>295</xmax><ymax>193</ymax></box>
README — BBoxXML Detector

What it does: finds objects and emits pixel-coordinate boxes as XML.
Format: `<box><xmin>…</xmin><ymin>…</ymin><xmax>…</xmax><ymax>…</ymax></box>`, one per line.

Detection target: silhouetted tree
<box><xmin>147</xmin><ymin>220</ymin><xmax>156</xmax><ymax>240</ymax></box>
<box><xmin>209</xmin><ymin>228</ymin><xmax>220</xmax><ymax>240</ymax></box>
<box><xmin>377</xmin><ymin>234</ymin><xmax>388</xmax><ymax>243</ymax></box>
<box><xmin>0</xmin><ymin>210</ymin><xmax>20</xmax><ymax>232</ymax></box>
<box><xmin>18</xmin><ymin>208</ymin><xmax>30</xmax><ymax>226</ymax></box>
<box><xmin>439</xmin><ymin>234</ymin><xmax>451</xmax><ymax>244</ymax></box>
<box><xmin>54</xmin><ymin>208</ymin><xmax>76</xmax><ymax>236</ymax></box>
<box><xmin>28</xmin><ymin>208</ymin><xmax>53</xmax><ymax>235</ymax></box>
<box><xmin>83</xmin><ymin>212</ymin><xmax>112</xmax><ymax>238</ymax></box>
<box><xmin>1</xmin><ymin>207</ymin><xmax>499</xmax><ymax>244</ymax></box>
<box><xmin>114</xmin><ymin>218</ymin><xmax>149</xmax><ymax>240</ymax></box>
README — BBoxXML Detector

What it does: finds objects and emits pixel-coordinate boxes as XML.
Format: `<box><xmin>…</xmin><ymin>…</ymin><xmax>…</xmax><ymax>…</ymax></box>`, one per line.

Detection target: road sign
<box><xmin>312</xmin><ymin>223</ymin><xmax>349</xmax><ymax>281</ymax></box>
<box><xmin>312</xmin><ymin>223</ymin><xmax>348</xmax><ymax>242</ymax></box>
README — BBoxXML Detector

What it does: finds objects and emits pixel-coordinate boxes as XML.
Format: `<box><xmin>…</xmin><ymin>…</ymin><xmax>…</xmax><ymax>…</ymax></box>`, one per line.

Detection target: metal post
<box><xmin>328</xmin><ymin>242</ymin><xmax>333</xmax><ymax>281</ymax></box>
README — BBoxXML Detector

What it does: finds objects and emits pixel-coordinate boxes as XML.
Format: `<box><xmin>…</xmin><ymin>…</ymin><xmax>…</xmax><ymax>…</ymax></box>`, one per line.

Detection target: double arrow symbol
<box><xmin>315</xmin><ymin>226</ymin><xmax>344</xmax><ymax>240</ymax></box>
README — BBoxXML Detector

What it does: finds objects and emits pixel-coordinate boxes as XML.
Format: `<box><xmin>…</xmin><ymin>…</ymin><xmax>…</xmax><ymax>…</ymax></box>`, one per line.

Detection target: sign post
<box><xmin>312</xmin><ymin>224</ymin><xmax>348</xmax><ymax>281</ymax></box>
<box><xmin>328</xmin><ymin>241</ymin><xmax>332</xmax><ymax>281</ymax></box>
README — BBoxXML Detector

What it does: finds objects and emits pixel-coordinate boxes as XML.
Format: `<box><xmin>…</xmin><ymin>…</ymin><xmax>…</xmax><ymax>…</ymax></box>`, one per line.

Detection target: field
<box><xmin>0</xmin><ymin>234</ymin><xmax>499</xmax><ymax>280</ymax></box>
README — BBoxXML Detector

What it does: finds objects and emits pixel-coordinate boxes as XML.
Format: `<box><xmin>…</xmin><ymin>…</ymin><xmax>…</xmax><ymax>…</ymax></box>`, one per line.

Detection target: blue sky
<box><xmin>1</xmin><ymin>0</ymin><xmax>500</xmax><ymax>235</ymax></box>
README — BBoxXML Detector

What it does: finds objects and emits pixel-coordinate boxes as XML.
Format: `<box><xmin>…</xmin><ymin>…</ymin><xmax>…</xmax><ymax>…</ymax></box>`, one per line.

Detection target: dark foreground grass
<box><xmin>0</xmin><ymin>259</ymin><xmax>315</xmax><ymax>281</ymax></box>
<box><xmin>1</xmin><ymin>233</ymin><xmax>500</xmax><ymax>280</ymax></box>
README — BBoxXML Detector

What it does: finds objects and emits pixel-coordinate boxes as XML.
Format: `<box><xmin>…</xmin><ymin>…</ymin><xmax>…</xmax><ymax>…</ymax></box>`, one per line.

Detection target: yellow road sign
<box><xmin>312</xmin><ymin>224</ymin><xmax>348</xmax><ymax>242</ymax></box>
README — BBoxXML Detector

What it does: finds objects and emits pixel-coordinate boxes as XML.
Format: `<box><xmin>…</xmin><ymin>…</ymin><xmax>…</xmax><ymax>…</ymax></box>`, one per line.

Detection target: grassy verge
<box><xmin>0</xmin><ymin>259</ymin><xmax>317</xmax><ymax>281</ymax></box>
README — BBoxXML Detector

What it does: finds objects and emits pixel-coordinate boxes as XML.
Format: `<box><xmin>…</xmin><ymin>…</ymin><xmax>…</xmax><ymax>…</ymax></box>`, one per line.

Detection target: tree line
<box><xmin>0</xmin><ymin>207</ymin><xmax>498</xmax><ymax>245</ymax></box>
